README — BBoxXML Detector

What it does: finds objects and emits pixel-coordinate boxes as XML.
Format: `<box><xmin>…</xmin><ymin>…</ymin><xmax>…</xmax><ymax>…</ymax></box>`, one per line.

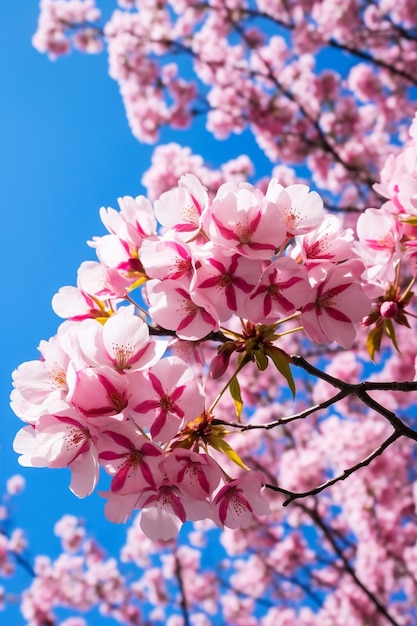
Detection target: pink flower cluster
<box><xmin>33</xmin><ymin>0</ymin><xmax>103</xmax><ymax>57</ymax></box>
<box><xmin>11</xmin><ymin>172</ymin><xmax>371</xmax><ymax>540</ymax></box>
<box><xmin>0</xmin><ymin>475</ymin><xmax>28</xmax><ymax>581</ymax></box>
<box><xmin>351</xmin><ymin>111</ymin><xmax>417</xmax><ymax>355</ymax></box>
<box><xmin>33</xmin><ymin>0</ymin><xmax>417</xmax><ymax>207</ymax></box>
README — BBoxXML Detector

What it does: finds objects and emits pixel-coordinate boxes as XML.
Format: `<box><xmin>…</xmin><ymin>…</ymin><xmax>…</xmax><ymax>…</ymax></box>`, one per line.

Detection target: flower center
<box><xmin>108</xmin><ymin>391</ymin><xmax>128</xmax><ymax>413</ymax></box>
<box><xmin>112</xmin><ymin>342</ymin><xmax>133</xmax><ymax>370</ymax></box>
<box><xmin>160</xmin><ymin>394</ymin><xmax>174</xmax><ymax>412</ymax></box>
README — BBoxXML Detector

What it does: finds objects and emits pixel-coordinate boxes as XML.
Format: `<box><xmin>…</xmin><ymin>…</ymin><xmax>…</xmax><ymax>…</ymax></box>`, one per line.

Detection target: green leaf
<box><xmin>264</xmin><ymin>346</ymin><xmax>296</xmax><ymax>398</ymax></box>
<box><xmin>395</xmin><ymin>312</ymin><xmax>411</xmax><ymax>328</ymax></box>
<box><xmin>366</xmin><ymin>325</ymin><xmax>383</xmax><ymax>361</ymax></box>
<box><xmin>229</xmin><ymin>375</ymin><xmax>243</xmax><ymax>420</ymax></box>
<box><xmin>401</xmin><ymin>216</ymin><xmax>417</xmax><ymax>226</ymax></box>
<box><xmin>401</xmin><ymin>290</ymin><xmax>414</xmax><ymax>306</ymax></box>
<box><xmin>384</xmin><ymin>319</ymin><xmax>401</xmax><ymax>353</ymax></box>
<box><xmin>211</xmin><ymin>437</ymin><xmax>250</xmax><ymax>470</ymax></box>
<box><xmin>254</xmin><ymin>348</ymin><xmax>268</xmax><ymax>371</ymax></box>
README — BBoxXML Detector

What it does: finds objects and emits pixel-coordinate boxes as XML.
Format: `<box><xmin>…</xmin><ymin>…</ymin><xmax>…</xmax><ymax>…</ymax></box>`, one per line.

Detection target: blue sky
<box><xmin>1</xmin><ymin>4</ymin><xmax>151</xmax><ymax>612</ymax></box>
<box><xmin>0</xmin><ymin>3</ymin><xmax>274</xmax><ymax>622</ymax></box>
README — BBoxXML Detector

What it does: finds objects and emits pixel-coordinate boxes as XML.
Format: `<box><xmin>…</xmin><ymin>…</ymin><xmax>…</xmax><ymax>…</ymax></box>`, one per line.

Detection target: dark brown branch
<box><xmin>290</xmin><ymin>354</ymin><xmax>417</xmax><ymax>441</ymax></box>
<box><xmin>304</xmin><ymin>505</ymin><xmax>401</xmax><ymax>626</ymax></box>
<box><xmin>213</xmin><ymin>389</ymin><xmax>347</xmax><ymax>431</ymax></box>
<box><xmin>327</xmin><ymin>39</ymin><xmax>417</xmax><ymax>85</ymax></box>
<box><xmin>266</xmin><ymin>430</ymin><xmax>401</xmax><ymax>504</ymax></box>
<box><xmin>0</xmin><ymin>529</ymin><xmax>35</xmax><ymax>578</ymax></box>
<box><xmin>174</xmin><ymin>550</ymin><xmax>190</xmax><ymax>626</ymax></box>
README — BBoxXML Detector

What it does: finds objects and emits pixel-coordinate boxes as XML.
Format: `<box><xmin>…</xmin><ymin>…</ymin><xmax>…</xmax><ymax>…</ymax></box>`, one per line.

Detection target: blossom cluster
<box><xmin>33</xmin><ymin>0</ymin><xmax>103</xmax><ymax>56</ymax></box>
<box><xmin>33</xmin><ymin>0</ymin><xmax>417</xmax><ymax>207</ymax></box>
<box><xmin>11</xmin><ymin>169</ymin><xmax>374</xmax><ymax>541</ymax></box>
<box><xmin>356</xmin><ymin>113</ymin><xmax>417</xmax><ymax>356</ymax></box>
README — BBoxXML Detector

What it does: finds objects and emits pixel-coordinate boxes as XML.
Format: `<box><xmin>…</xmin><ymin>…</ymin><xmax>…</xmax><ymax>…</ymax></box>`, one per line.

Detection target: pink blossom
<box><xmin>67</xmin><ymin>365</ymin><xmax>131</xmax><ymax>423</ymax></box>
<box><xmin>99</xmin><ymin>194</ymin><xmax>157</xmax><ymax>248</ymax></box>
<box><xmin>163</xmin><ymin>449</ymin><xmax>223</xmax><ymax>500</ymax></box>
<box><xmin>245</xmin><ymin>257</ymin><xmax>310</xmax><ymax>323</ymax></box>
<box><xmin>140</xmin><ymin>233</ymin><xmax>195</xmax><ymax>282</ymax></box>
<box><xmin>13</xmin><ymin>411</ymin><xmax>99</xmax><ymax>498</ymax></box>
<box><xmin>191</xmin><ymin>249</ymin><xmax>262</xmax><ymax>321</ymax></box>
<box><xmin>130</xmin><ymin>356</ymin><xmax>205</xmax><ymax>442</ymax></box>
<box><xmin>98</xmin><ymin>421</ymin><xmax>164</xmax><ymax>493</ymax></box>
<box><xmin>355</xmin><ymin>207</ymin><xmax>403</xmax><ymax>288</ymax></box>
<box><xmin>138</xmin><ymin>484</ymin><xmax>187</xmax><ymax>541</ymax></box>
<box><xmin>6</xmin><ymin>474</ymin><xmax>25</xmax><ymax>496</ymax></box>
<box><xmin>266</xmin><ymin>180</ymin><xmax>324</xmax><ymax>237</ymax></box>
<box><xmin>52</xmin><ymin>262</ymin><xmax>117</xmax><ymax>320</ymax></box>
<box><xmin>73</xmin><ymin>307</ymin><xmax>166</xmax><ymax>372</ymax></box>
<box><xmin>212</xmin><ymin>472</ymin><xmax>270</xmax><ymax>530</ymax></box>
<box><xmin>291</xmin><ymin>214</ymin><xmax>354</xmax><ymax>270</ymax></box>
<box><xmin>301</xmin><ymin>261</ymin><xmax>371</xmax><ymax>348</ymax></box>
<box><xmin>146</xmin><ymin>278</ymin><xmax>219</xmax><ymax>340</ymax></box>
<box><xmin>54</xmin><ymin>515</ymin><xmax>85</xmax><ymax>553</ymax></box>
<box><xmin>153</xmin><ymin>173</ymin><xmax>209</xmax><ymax>238</ymax></box>
<box><xmin>205</xmin><ymin>181</ymin><xmax>286</xmax><ymax>259</ymax></box>
<box><xmin>11</xmin><ymin>324</ymin><xmax>72</xmax><ymax>422</ymax></box>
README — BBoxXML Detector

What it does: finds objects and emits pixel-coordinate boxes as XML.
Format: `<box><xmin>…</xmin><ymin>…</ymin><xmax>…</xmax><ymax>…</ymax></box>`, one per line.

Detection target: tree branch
<box><xmin>265</xmin><ymin>429</ymin><xmax>401</xmax><ymax>504</ymax></box>
<box><xmin>290</xmin><ymin>354</ymin><xmax>417</xmax><ymax>441</ymax></box>
<box><xmin>174</xmin><ymin>550</ymin><xmax>190</xmax><ymax>626</ymax></box>
<box><xmin>213</xmin><ymin>389</ymin><xmax>347</xmax><ymax>431</ymax></box>
<box><xmin>304</xmin><ymin>504</ymin><xmax>402</xmax><ymax>626</ymax></box>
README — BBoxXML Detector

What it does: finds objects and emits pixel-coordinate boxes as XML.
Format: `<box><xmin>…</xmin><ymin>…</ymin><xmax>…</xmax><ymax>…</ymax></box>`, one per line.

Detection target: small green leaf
<box><xmin>211</xmin><ymin>437</ymin><xmax>250</xmax><ymax>470</ymax></box>
<box><xmin>384</xmin><ymin>319</ymin><xmax>401</xmax><ymax>353</ymax></box>
<box><xmin>254</xmin><ymin>348</ymin><xmax>268</xmax><ymax>371</ymax></box>
<box><xmin>229</xmin><ymin>375</ymin><xmax>243</xmax><ymax>420</ymax></box>
<box><xmin>401</xmin><ymin>290</ymin><xmax>414</xmax><ymax>306</ymax></box>
<box><xmin>401</xmin><ymin>216</ymin><xmax>417</xmax><ymax>226</ymax></box>
<box><xmin>264</xmin><ymin>346</ymin><xmax>296</xmax><ymax>398</ymax></box>
<box><xmin>366</xmin><ymin>325</ymin><xmax>383</xmax><ymax>361</ymax></box>
<box><xmin>395</xmin><ymin>312</ymin><xmax>411</xmax><ymax>328</ymax></box>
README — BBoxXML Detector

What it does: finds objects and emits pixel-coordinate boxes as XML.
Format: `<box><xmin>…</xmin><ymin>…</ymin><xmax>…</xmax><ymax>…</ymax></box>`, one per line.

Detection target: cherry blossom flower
<box><xmin>140</xmin><ymin>232</ymin><xmax>195</xmax><ymax>282</ymax></box>
<box><xmin>146</xmin><ymin>278</ymin><xmax>219</xmax><ymax>340</ymax></box>
<box><xmin>291</xmin><ymin>214</ymin><xmax>354</xmax><ymax>270</ymax></box>
<box><xmin>67</xmin><ymin>365</ymin><xmax>131</xmax><ymax>424</ymax></box>
<box><xmin>355</xmin><ymin>207</ymin><xmax>403</xmax><ymax>289</ymax></box>
<box><xmin>212</xmin><ymin>472</ymin><xmax>270</xmax><ymax>530</ymax></box>
<box><xmin>205</xmin><ymin>181</ymin><xmax>286</xmax><ymax>259</ymax></box>
<box><xmin>13</xmin><ymin>411</ymin><xmax>99</xmax><ymax>498</ymax></box>
<box><xmin>130</xmin><ymin>357</ymin><xmax>205</xmax><ymax>442</ymax></box>
<box><xmin>301</xmin><ymin>260</ymin><xmax>371</xmax><ymax>348</ymax></box>
<box><xmin>266</xmin><ymin>180</ymin><xmax>324</xmax><ymax>237</ymax></box>
<box><xmin>99</xmin><ymin>194</ymin><xmax>157</xmax><ymax>248</ymax></box>
<box><xmin>244</xmin><ymin>257</ymin><xmax>310</xmax><ymax>323</ymax></box>
<box><xmin>153</xmin><ymin>173</ymin><xmax>209</xmax><ymax>238</ymax></box>
<box><xmin>52</xmin><ymin>261</ymin><xmax>117</xmax><ymax>319</ymax></box>
<box><xmin>191</xmin><ymin>249</ymin><xmax>262</xmax><ymax>321</ymax></box>
<box><xmin>98</xmin><ymin>421</ymin><xmax>164</xmax><ymax>494</ymax></box>
<box><xmin>73</xmin><ymin>307</ymin><xmax>166</xmax><ymax>372</ymax></box>
<box><xmin>163</xmin><ymin>449</ymin><xmax>223</xmax><ymax>500</ymax></box>
<box><xmin>138</xmin><ymin>484</ymin><xmax>187</xmax><ymax>541</ymax></box>
<box><xmin>11</xmin><ymin>324</ymin><xmax>72</xmax><ymax>422</ymax></box>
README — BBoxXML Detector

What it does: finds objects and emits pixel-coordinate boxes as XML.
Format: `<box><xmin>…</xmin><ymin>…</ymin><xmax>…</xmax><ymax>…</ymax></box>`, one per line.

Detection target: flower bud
<box><xmin>380</xmin><ymin>301</ymin><xmax>398</xmax><ymax>319</ymax></box>
<box><xmin>210</xmin><ymin>352</ymin><xmax>230</xmax><ymax>379</ymax></box>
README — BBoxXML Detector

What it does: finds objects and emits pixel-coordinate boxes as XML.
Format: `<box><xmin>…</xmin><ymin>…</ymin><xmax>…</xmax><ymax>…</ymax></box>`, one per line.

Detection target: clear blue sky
<box><xmin>0</xmin><ymin>3</ymin><xmax>274</xmax><ymax>622</ymax></box>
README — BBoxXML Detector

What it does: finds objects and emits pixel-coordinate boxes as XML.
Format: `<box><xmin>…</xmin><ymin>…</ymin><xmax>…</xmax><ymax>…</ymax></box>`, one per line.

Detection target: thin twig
<box><xmin>174</xmin><ymin>550</ymin><xmax>190</xmax><ymax>626</ymax></box>
<box><xmin>266</xmin><ymin>430</ymin><xmax>401</xmax><ymax>504</ymax></box>
<box><xmin>304</xmin><ymin>504</ymin><xmax>401</xmax><ymax>626</ymax></box>
<box><xmin>213</xmin><ymin>389</ymin><xmax>347</xmax><ymax>431</ymax></box>
<box><xmin>290</xmin><ymin>354</ymin><xmax>417</xmax><ymax>441</ymax></box>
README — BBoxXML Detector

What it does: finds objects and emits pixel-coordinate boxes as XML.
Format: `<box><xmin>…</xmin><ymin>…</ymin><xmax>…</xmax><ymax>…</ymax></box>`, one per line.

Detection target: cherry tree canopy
<box><xmin>3</xmin><ymin>1</ymin><xmax>417</xmax><ymax>625</ymax></box>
